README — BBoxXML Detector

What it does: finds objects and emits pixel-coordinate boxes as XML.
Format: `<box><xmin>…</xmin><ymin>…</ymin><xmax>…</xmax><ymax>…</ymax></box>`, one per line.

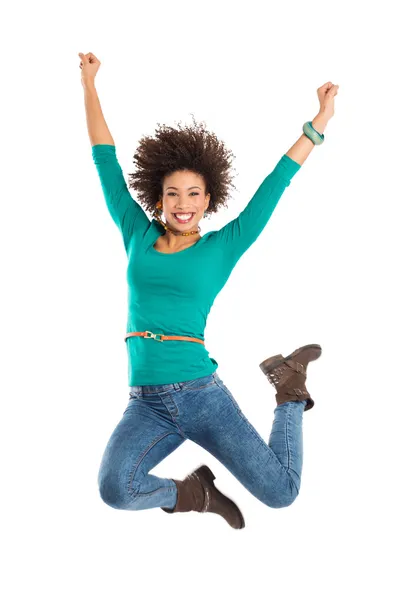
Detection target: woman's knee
<box><xmin>98</xmin><ymin>470</ymin><xmax>139</xmax><ymax>510</ymax></box>
<box><xmin>260</xmin><ymin>481</ymin><xmax>300</xmax><ymax>509</ymax></box>
<box><xmin>266</xmin><ymin>492</ymin><xmax>298</xmax><ymax>509</ymax></box>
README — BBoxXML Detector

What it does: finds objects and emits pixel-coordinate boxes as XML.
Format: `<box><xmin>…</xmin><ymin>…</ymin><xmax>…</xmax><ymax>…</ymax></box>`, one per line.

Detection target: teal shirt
<box><xmin>92</xmin><ymin>144</ymin><xmax>301</xmax><ymax>385</ymax></box>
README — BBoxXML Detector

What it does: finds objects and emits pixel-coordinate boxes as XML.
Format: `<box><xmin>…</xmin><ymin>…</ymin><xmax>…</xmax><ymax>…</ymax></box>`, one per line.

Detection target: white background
<box><xmin>1</xmin><ymin>0</ymin><xmax>397</xmax><ymax>598</ymax></box>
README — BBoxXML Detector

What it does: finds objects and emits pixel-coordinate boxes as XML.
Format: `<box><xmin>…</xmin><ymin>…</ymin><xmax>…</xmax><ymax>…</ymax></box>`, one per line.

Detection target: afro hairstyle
<box><xmin>127</xmin><ymin>114</ymin><xmax>238</xmax><ymax>220</ymax></box>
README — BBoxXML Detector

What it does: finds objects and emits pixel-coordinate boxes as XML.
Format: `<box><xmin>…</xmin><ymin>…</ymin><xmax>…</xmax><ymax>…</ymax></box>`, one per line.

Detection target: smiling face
<box><xmin>159</xmin><ymin>169</ymin><xmax>211</xmax><ymax>231</ymax></box>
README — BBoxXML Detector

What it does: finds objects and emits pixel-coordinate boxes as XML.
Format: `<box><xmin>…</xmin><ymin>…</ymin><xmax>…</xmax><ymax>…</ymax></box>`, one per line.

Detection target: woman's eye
<box><xmin>167</xmin><ymin>192</ymin><xmax>198</xmax><ymax>196</ymax></box>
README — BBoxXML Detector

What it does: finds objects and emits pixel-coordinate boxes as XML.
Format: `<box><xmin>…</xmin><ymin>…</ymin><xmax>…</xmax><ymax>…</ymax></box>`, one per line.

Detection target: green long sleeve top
<box><xmin>92</xmin><ymin>144</ymin><xmax>301</xmax><ymax>385</ymax></box>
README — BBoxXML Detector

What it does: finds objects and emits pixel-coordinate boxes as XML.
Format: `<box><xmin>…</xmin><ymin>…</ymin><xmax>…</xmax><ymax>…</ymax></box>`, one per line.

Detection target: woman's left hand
<box><xmin>317</xmin><ymin>82</ymin><xmax>339</xmax><ymax>121</ymax></box>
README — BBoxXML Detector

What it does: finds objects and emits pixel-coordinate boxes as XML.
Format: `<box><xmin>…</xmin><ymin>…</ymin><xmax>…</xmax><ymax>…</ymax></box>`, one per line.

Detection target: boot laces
<box><xmin>191</xmin><ymin>472</ymin><xmax>211</xmax><ymax>512</ymax></box>
<box><xmin>202</xmin><ymin>486</ymin><xmax>211</xmax><ymax>512</ymax></box>
<box><xmin>266</xmin><ymin>361</ymin><xmax>305</xmax><ymax>388</ymax></box>
<box><xmin>266</xmin><ymin>364</ymin><xmax>287</xmax><ymax>387</ymax></box>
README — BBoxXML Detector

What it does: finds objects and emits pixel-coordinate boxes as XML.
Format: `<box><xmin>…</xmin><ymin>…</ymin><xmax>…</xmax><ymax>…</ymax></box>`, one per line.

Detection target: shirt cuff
<box><xmin>275</xmin><ymin>154</ymin><xmax>301</xmax><ymax>183</ymax></box>
<box><xmin>92</xmin><ymin>144</ymin><xmax>116</xmax><ymax>163</ymax></box>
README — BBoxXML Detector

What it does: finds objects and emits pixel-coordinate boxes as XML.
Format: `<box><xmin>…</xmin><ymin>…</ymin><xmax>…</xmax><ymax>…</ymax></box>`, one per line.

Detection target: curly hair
<box><xmin>127</xmin><ymin>114</ymin><xmax>238</xmax><ymax>220</ymax></box>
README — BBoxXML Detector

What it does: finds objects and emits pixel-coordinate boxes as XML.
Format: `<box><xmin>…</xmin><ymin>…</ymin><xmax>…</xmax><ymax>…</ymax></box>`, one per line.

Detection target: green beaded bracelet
<box><xmin>303</xmin><ymin>121</ymin><xmax>325</xmax><ymax>145</ymax></box>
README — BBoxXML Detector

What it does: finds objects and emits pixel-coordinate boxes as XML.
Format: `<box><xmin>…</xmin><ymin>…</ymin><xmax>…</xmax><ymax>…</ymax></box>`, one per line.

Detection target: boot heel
<box><xmin>259</xmin><ymin>354</ymin><xmax>285</xmax><ymax>374</ymax></box>
<box><xmin>196</xmin><ymin>465</ymin><xmax>216</xmax><ymax>484</ymax></box>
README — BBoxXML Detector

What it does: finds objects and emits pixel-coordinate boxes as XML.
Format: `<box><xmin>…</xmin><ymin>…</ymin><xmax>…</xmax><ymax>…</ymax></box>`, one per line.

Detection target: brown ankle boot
<box><xmin>161</xmin><ymin>465</ymin><xmax>245</xmax><ymax>529</ymax></box>
<box><xmin>259</xmin><ymin>344</ymin><xmax>322</xmax><ymax>411</ymax></box>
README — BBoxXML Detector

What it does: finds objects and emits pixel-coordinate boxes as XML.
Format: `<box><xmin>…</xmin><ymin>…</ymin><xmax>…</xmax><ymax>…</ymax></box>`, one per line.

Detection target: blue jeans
<box><xmin>98</xmin><ymin>371</ymin><xmax>307</xmax><ymax>511</ymax></box>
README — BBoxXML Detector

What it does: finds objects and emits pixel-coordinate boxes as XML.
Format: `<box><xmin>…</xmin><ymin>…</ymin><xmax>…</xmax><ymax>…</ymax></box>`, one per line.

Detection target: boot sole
<box><xmin>285</xmin><ymin>343</ymin><xmax>322</xmax><ymax>363</ymax></box>
<box><xmin>195</xmin><ymin>465</ymin><xmax>246</xmax><ymax>530</ymax></box>
<box><xmin>259</xmin><ymin>344</ymin><xmax>322</xmax><ymax>374</ymax></box>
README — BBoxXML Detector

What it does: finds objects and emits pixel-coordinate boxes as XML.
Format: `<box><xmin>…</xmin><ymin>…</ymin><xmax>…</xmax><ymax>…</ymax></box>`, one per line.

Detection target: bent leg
<box><xmin>98</xmin><ymin>394</ymin><xmax>185</xmax><ymax>511</ymax></box>
<box><xmin>186</xmin><ymin>374</ymin><xmax>306</xmax><ymax>508</ymax></box>
<box><xmin>268</xmin><ymin>400</ymin><xmax>306</xmax><ymax>495</ymax></box>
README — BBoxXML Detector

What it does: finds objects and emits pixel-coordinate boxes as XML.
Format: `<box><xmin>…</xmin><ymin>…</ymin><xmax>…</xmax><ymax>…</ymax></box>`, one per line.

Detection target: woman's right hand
<box><xmin>78</xmin><ymin>52</ymin><xmax>101</xmax><ymax>85</ymax></box>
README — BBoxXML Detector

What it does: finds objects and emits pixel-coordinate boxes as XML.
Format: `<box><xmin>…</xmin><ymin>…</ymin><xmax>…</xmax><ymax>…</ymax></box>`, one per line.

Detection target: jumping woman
<box><xmin>79</xmin><ymin>52</ymin><xmax>338</xmax><ymax>529</ymax></box>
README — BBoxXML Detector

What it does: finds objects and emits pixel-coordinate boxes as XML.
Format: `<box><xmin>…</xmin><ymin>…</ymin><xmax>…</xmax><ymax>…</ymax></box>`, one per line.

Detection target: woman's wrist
<box><xmin>285</xmin><ymin>114</ymin><xmax>328</xmax><ymax>165</ymax></box>
<box><xmin>82</xmin><ymin>77</ymin><xmax>96</xmax><ymax>91</ymax></box>
<box><xmin>311</xmin><ymin>112</ymin><xmax>329</xmax><ymax>135</ymax></box>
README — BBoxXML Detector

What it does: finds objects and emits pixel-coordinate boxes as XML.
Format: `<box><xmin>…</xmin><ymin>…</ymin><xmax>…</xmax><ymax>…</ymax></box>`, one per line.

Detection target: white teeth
<box><xmin>174</xmin><ymin>213</ymin><xmax>193</xmax><ymax>221</ymax></box>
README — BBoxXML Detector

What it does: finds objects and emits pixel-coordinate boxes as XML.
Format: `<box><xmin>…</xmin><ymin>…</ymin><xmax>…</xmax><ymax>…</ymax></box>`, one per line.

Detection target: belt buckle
<box><xmin>144</xmin><ymin>330</ymin><xmax>164</xmax><ymax>342</ymax></box>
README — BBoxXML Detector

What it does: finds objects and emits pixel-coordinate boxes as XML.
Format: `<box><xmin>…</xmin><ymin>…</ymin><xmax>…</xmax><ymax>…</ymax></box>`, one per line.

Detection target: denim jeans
<box><xmin>97</xmin><ymin>371</ymin><xmax>307</xmax><ymax>511</ymax></box>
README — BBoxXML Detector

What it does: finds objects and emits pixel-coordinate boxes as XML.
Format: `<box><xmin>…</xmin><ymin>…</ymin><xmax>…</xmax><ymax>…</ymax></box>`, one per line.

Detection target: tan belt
<box><xmin>124</xmin><ymin>330</ymin><xmax>205</xmax><ymax>345</ymax></box>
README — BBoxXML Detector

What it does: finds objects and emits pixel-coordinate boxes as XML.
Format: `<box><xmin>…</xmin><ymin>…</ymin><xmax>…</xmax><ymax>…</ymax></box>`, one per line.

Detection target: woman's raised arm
<box><xmin>79</xmin><ymin>52</ymin><xmax>114</xmax><ymax>146</ymax></box>
<box><xmin>78</xmin><ymin>52</ymin><xmax>150</xmax><ymax>252</ymax></box>
<box><xmin>285</xmin><ymin>82</ymin><xmax>339</xmax><ymax>165</ymax></box>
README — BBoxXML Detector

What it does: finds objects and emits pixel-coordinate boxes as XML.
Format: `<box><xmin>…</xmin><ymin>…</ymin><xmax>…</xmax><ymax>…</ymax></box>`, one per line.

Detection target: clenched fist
<box><xmin>78</xmin><ymin>52</ymin><xmax>101</xmax><ymax>86</ymax></box>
